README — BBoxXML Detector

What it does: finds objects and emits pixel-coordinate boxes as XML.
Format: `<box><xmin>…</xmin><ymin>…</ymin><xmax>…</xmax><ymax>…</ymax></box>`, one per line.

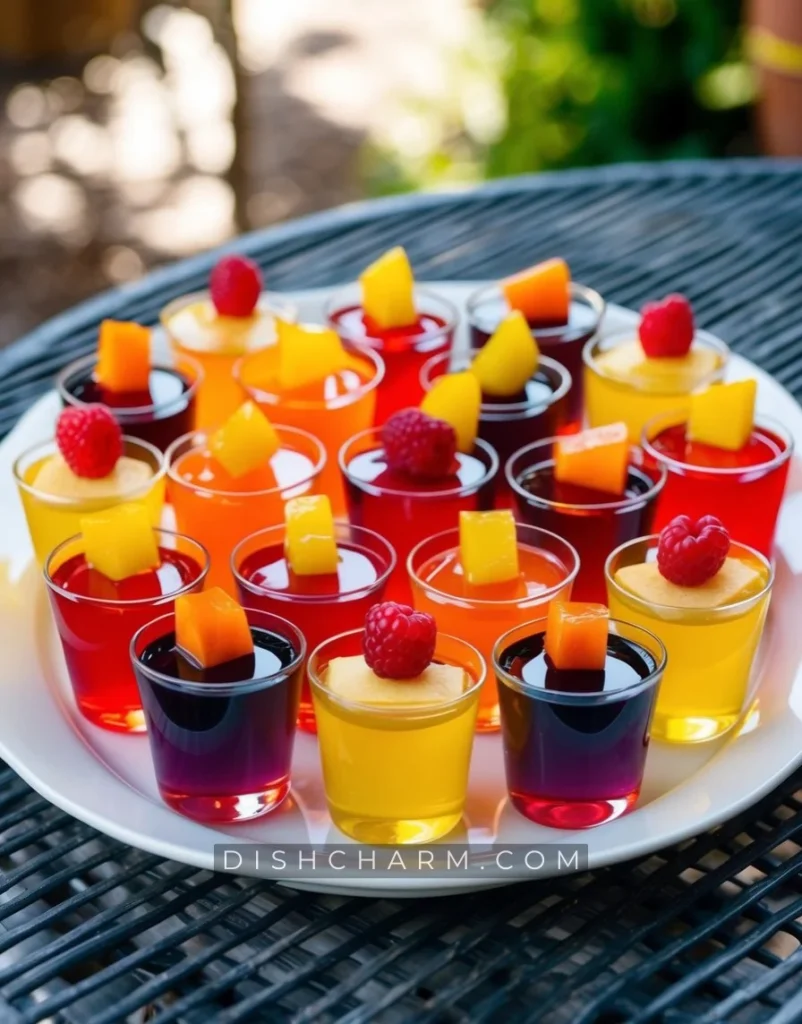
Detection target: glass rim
<box><xmin>604</xmin><ymin>534</ymin><xmax>775</xmax><ymax>614</ymax></box>
<box><xmin>323</xmin><ymin>284</ymin><xmax>460</xmax><ymax>345</ymax></box>
<box><xmin>44</xmin><ymin>528</ymin><xmax>210</xmax><ymax>606</ymax></box>
<box><xmin>492</xmin><ymin>615</ymin><xmax>667</xmax><ymax>705</ymax></box>
<box><xmin>307</xmin><ymin>627</ymin><xmax>486</xmax><ymax>714</ymax></box>
<box><xmin>231</xmin><ymin>521</ymin><xmax>398</xmax><ymax>604</ymax></box>
<box><xmin>641</xmin><ymin>411</ymin><xmax>795</xmax><ymax>477</ymax></box>
<box><xmin>159</xmin><ymin>288</ymin><xmax>297</xmax><ymax>329</ymax></box>
<box><xmin>338</xmin><ymin>429</ymin><xmax>499</xmax><ymax>500</ymax></box>
<box><xmin>465</xmin><ymin>280</ymin><xmax>606</xmax><ymax>341</ymax></box>
<box><xmin>406</xmin><ymin>524</ymin><xmax>580</xmax><ymax>607</ymax></box>
<box><xmin>505</xmin><ymin>437</ymin><xmax>667</xmax><ymax>512</ymax></box>
<box><xmin>130</xmin><ymin>608</ymin><xmax>307</xmax><ymax>695</ymax></box>
<box><xmin>13</xmin><ymin>435</ymin><xmax>166</xmax><ymax>504</ymax></box>
<box><xmin>56</xmin><ymin>351</ymin><xmax>205</xmax><ymax>419</ymax></box>
<box><xmin>165</xmin><ymin>425</ymin><xmax>326</xmax><ymax>499</ymax></box>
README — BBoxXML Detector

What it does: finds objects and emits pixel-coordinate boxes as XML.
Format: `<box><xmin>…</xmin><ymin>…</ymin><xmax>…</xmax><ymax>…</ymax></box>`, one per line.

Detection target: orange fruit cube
<box><xmin>96</xmin><ymin>320</ymin><xmax>151</xmax><ymax>393</ymax></box>
<box><xmin>502</xmin><ymin>258</ymin><xmax>570</xmax><ymax>324</ymax></box>
<box><xmin>554</xmin><ymin>422</ymin><xmax>629</xmax><ymax>495</ymax></box>
<box><xmin>175</xmin><ymin>587</ymin><xmax>254</xmax><ymax>669</ymax></box>
<box><xmin>545</xmin><ymin>602</ymin><xmax>609</xmax><ymax>671</ymax></box>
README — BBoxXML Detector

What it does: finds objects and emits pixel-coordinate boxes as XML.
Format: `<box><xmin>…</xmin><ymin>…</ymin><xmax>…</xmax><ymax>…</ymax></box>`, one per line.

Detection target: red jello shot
<box><xmin>642</xmin><ymin>411</ymin><xmax>793</xmax><ymax>557</ymax></box>
<box><xmin>45</xmin><ymin>530</ymin><xmax>208</xmax><ymax>733</ymax></box>
<box><xmin>325</xmin><ymin>283</ymin><xmax>458</xmax><ymax>424</ymax></box>
<box><xmin>339</xmin><ymin>428</ymin><xmax>498</xmax><ymax>604</ymax></box>
<box><xmin>231</xmin><ymin>522</ymin><xmax>395</xmax><ymax>733</ymax></box>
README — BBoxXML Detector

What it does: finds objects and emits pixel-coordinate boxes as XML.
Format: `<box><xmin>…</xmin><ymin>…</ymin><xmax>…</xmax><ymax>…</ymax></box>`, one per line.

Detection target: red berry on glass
<box><xmin>638</xmin><ymin>294</ymin><xmax>695</xmax><ymax>358</ymax></box>
<box><xmin>657</xmin><ymin>514</ymin><xmax>730</xmax><ymax>587</ymax></box>
<box><xmin>363</xmin><ymin>601</ymin><xmax>437</xmax><ymax>680</ymax></box>
<box><xmin>210</xmin><ymin>255</ymin><xmax>262</xmax><ymax>317</ymax></box>
<box><xmin>56</xmin><ymin>405</ymin><xmax>123</xmax><ymax>479</ymax></box>
<box><xmin>382</xmin><ymin>408</ymin><xmax>457</xmax><ymax>480</ymax></box>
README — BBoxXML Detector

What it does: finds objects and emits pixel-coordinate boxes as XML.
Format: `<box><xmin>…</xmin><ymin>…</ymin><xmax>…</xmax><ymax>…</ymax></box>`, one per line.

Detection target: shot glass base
<box><xmin>652</xmin><ymin>710</ymin><xmax>739</xmax><ymax>744</ymax></box>
<box><xmin>510</xmin><ymin>790</ymin><xmax>639</xmax><ymax>829</ymax></box>
<box><xmin>329</xmin><ymin>807</ymin><xmax>463</xmax><ymax>844</ymax></box>
<box><xmin>159</xmin><ymin>779</ymin><xmax>290</xmax><ymax>823</ymax></box>
<box><xmin>77</xmin><ymin>702</ymin><xmax>147</xmax><ymax>734</ymax></box>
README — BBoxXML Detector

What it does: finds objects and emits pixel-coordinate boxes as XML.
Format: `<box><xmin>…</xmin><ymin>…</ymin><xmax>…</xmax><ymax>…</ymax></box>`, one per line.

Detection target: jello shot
<box><xmin>643</xmin><ymin>380</ymin><xmax>792</xmax><ymax>558</ymax></box>
<box><xmin>466</xmin><ymin>258</ymin><xmax>604</xmax><ymax>422</ymax></box>
<box><xmin>232</xmin><ymin>497</ymin><xmax>395</xmax><ymax>732</ymax></box>
<box><xmin>161</xmin><ymin>255</ymin><xmax>296</xmax><ymax>429</ymax></box>
<box><xmin>308</xmin><ymin>605</ymin><xmax>483</xmax><ymax>843</ymax></box>
<box><xmin>167</xmin><ymin>402</ymin><xmax>325</xmax><ymax>593</ymax></box>
<box><xmin>408</xmin><ymin>511</ymin><xmax>578</xmax><ymax>731</ymax></box>
<box><xmin>132</xmin><ymin>588</ymin><xmax>304</xmax><ymax>822</ymax></box>
<box><xmin>45</xmin><ymin>505</ymin><xmax>208</xmax><ymax>732</ymax></box>
<box><xmin>324</xmin><ymin>247</ymin><xmax>458</xmax><ymax>423</ymax></box>
<box><xmin>606</xmin><ymin>515</ymin><xmax>773</xmax><ymax>743</ymax></box>
<box><xmin>494</xmin><ymin>604</ymin><xmax>666</xmax><ymax>829</ymax></box>
<box><xmin>584</xmin><ymin>294</ymin><xmax>728</xmax><ymax>442</ymax></box>
<box><xmin>14</xmin><ymin>406</ymin><xmax>165</xmax><ymax>564</ymax></box>
<box><xmin>507</xmin><ymin>424</ymin><xmax>666</xmax><ymax>603</ymax></box>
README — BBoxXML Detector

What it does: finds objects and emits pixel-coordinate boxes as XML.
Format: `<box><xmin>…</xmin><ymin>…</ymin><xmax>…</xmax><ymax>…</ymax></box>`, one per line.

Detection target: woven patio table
<box><xmin>1</xmin><ymin>159</ymin><xmax>802</xmax><ymax>1024</ymax></box>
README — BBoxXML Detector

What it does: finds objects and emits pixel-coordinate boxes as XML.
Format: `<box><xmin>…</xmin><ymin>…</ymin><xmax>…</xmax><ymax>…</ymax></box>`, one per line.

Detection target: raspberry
<box><xmin>638</xmin><ymin>294</ymin><xmax>695</xmax><ymax>358</ymax></box>
<box><xmin>657</xmin><ymin>514</ymin><xmax>730</xmax><ymax>587</ymax></box>
<box><xmin>363</xmin><ymin>602</ymin><xmax>437</xmax><ymax>680</ymax></box>
<box><xmin>210</xmin><ymin>255</ymin><xmax>262</xmax><ymax>317</ymax></box>
<box><xmin>382</xmin><ymin>408</ymin><xmax>457</xmax><ymax>479</ymax></box>
<box><xmin>56</xmin><ymin>405</ymin><xmax>123</xmax><ymax>479</ymax></box>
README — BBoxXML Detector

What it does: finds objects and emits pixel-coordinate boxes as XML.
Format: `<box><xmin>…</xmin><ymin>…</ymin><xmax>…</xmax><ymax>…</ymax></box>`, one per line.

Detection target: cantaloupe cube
<box><xmin>420</xmin><ymin>371</ymin><xmax>481</xmax><ymax>452</ymax></box>
<box><xmin>471</xmin><ymin>310</ymin><xmax>539</xmax><ymax>397</ymax></box>
<box><xmin>687</xmin><ymin>379</ymin><xmax>757</xmax><ymax>451</ymax></box>
<box><xmin>276</xmin><ymin>318</ymin><xmax>354</xmax><ymax>391</ymax></box>
<box><xmin>545</xmin><ymin>602</ymin><xmax>609</xmax><ymax>671</ymax></box>
<box><xmin>96</xmin><ymin>320</ymin><xmax>151</xmax><ymax>393</ymax></box>
<box><xmin>555</xmin><ymin>422</ymin><xmax>629</xmax><ymax>495</ymax></box>
<box><xmin>209</xmin><ymin>401</ymin><xmax>280</xmax><ymax>477</ymax></box>
<box><xmin>502</xmin><ymin>258</ymin><xmax>570</xmax><ymax>324</ymax></box>
<box><xmin>359</xmin><ymin>247</ymin><xmax>417</xmax><ymax>329</ymax></box>
<box><xmin>285</xmin><ymin>495</ymin><xmax>338</xmax><ymax>576</ymax></box>
<box><xmin>175</xmin><ymin>587</ymin><xmax>253</xmax><ymax>669</ymax></box>
<box><xmin>459</xmin><ymin>510</ymin><xmax>519</xmax><ymax>586</ymax></box>
<box><xmin>81</xmin><ymin>502</ymin><xmax>160</xmax><ymax>581</ymax></box>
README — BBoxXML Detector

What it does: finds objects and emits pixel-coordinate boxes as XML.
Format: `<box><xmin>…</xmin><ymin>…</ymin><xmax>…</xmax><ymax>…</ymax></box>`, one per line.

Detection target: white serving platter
<box><xmin>0</xmin><ymin>282</ymin><xmax>800</xmax><ymax>898</ymax></box>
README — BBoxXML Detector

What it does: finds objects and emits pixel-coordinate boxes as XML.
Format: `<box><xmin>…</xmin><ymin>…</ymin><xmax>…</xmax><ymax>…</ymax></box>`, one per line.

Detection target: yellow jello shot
<box><xmin>605</xmin><ymin>523</ymin><xmax>773</xmax><ymax>743</ymax></box>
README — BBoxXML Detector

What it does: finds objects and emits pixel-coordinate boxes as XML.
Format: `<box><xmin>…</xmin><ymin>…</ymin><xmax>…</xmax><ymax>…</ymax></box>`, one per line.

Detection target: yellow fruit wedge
<box><xmin>359</xmin><ymin>247</ymin><xmax>417</xmax><ymax>329</ymax></box>
<box><xmin>175</xmin><ymin>587</ymin><xmax>254</xmax><ymax>668</ymax></box>
<box><xmin>687</xmin><ymin>379</ymin><xmax>757</xmax><ymax>451</ymax></box>
<box><xmin>420</xmin><ymin>371</ymin><xmax>481</xmax><ymax>452</ymax></box>
<box><xmin>459</xmin><ymin>509</ymin><xmax>520</xmax><ymax>586</ymax></box>
<box><xmin>81</xmin><ymin>503</ymin><xmax>159</xmax><ymax>582</ymax></box>
<box><xmin>471</xmin><ymin>311</ymin><xmax>539</xmax><ymax>397</ymax></box>
<box><xmin>209</xmin><ymin>400</ymin><xmax>280</xmax><ymax>478</ymax></box>
<box><xmin>284</xmin><ymin>495</ymin><xmax>339</xmax><ymax>576</ymax></box>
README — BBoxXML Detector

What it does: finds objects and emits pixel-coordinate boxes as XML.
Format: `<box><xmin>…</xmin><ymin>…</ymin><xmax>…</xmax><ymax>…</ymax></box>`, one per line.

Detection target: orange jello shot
<box><xmin>161</xmin><ymin>255</ymin><xmax>296</xmax><ymax>429</ymax></box>
<box><xmin>167</xmin><ymin>401</ymin><xmax>325</xmax><ymax>593</ymax></box>
<box><xmin>409</xmin><ymin>509</ymin><xmax>579</xmax><ymax>731</ymax></box>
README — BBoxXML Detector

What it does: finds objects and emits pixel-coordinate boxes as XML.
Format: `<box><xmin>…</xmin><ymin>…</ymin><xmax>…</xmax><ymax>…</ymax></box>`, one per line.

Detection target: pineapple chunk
<box><xmin>471</xmin><ymin>310</ymin><xmax>539</xmax><ymax>397</ymax></box>
<box><xmin>284</xmin><ymin>495</ymin><xmax>338</xmax><ymax>576</ymax></box>
<box><xmin>545</xmin><ymin>602</ymin><xmax>609</xmax><ymax>671</ymax></box>
<box><xmin>420</xmin><ymin>371</ymin><xmax>481</xmax><ymax>452</ymax></box>
<box><xmin>555</xmin><ymin>422</ymin><xmax>629</xmax><ymax>495</ymax></box>
<box><xmin>459</xmin><ymin>510</ymin><xmax>519</xmax><ymax>586</ymax></box>
<box><xmin>325</xmin><ymin>655</ymin><xmax>465</xmax><ymax>705</ymax></box>
<box><xmin>209</xmin><ymin>401</ymin><xmax>280</xmax><ymax>478</ymax></box>
<box><xmin>276</xmin><ymin>318</ymin><xmax>354</xmax><ymax>391</ymax></box>
<box><xmin>81</xmin><ymin>503</ymin><xmax>159</xmax><ymax>582</ymax></box>
<box><xmin>96</xmin><ymin>320</ymin><xmax>151</xmax><ymax>393</ymax></box>
<box><xmin>359</xmin><ymin>247</ymin><xmax>417</xmax><ymax>329</ymax></box>
<box><xmin>687</xmin><ymin>380</ymin><xmax>757</xmax><ymax>451</ymax></box>
<box><xmin>175</xmin><ymin>587</ymin><xmax>254</xmax><ymax>668</ymax></box>
<box><xmin>615</xmin><ymin>558</ymin><xmax>764</xmax><ymax>610</ymax></box>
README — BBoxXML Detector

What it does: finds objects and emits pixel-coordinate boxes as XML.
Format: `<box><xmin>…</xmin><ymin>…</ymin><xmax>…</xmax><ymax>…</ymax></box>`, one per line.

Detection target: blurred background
<box><xmin>1</xmin><ymin>0</ymin><xmax>800</xmax><ymax>347</ymax></box>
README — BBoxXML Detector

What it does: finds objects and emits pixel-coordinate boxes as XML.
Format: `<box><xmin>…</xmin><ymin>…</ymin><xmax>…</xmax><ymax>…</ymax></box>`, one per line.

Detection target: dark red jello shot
<box><xmin>494</xmin><ymin>616</ymin><xmax>666</xmax><ymax>829</ymax></box>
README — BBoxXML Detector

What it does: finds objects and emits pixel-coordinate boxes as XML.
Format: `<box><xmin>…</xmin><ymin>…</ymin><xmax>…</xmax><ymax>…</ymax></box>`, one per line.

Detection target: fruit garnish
<box><xmin>209</xmin><ymin>400</ymin><xmax>280</xmax><ymax>478</ymax></box>
<box><xmin>502</xmin><ymin>258</ymin><xmax>570</xmax><ymax>324</ymax></box>
<box><xmin>276</xmin><ymin>318</ymin><xmax>355</xmax><ymax>391</ymax></box>
<box><xmin>554</xmin><ymin>422</ymin><xmax>629</xmax><ymax>495</ymax></box>
<box><xmin>56</xmin><ymin>405</ymin><xmax>123</xmax><ymax>479</ymax></box>
<box><xmin>96</xmin><ymin>320</ymin><xmax>151</xmax><ymax>393</ymax></box>
<box><xmin>175</xmin><ymin>587</ymin><xmax>254</xmax><ymax>668</ymax></box>
<box><xmin>363</xmin><ymin>601</ymin><xmax>436</xmax><ymax>680</ymax></box>
<box><xmin>459</xmin><ymin>509</ymin><xmax>519</xmax><ymax>586</ymax></box>
<box><xmin>638</xmin><ymin>294</ymin><xmax>694</xmax><ymax>359</ymax></box>
<box><xmin>325</xmin><ymin>655</ymin><xmax>464</xmax><ymax>705</ymax></box>
<box><xmin>545</xmin><ymin>602</ymin><xmax>609</xmax><ymax>671</ymax></box>
<box><xmin>81</xmin><ymin>503</ymin><xmax>159</xmax><ymax>582</ymax></box>
<box><xmin>359</xmin><ymin>246</ymin><xmax>417</xmax><ymax>330</ymax></box>
<box><xmin>284</xmin><ymin>495</ymin><xmax>338</xmax><ymax>576</ymax></box>
<box><xmin>687</xmin><ymin>379</ymin><xmax>757</xmax><ymax>452</ymax></box>
<box><xmin>657</xmin><ymin>514</ymin><xmax>730</xmax><ymax>587</ymax></box>
<box><xmin>382</xmin><ymin>408</ymin><xmax>456</xmax><ymax>479</ymax></box>
<box><xmin>615</xmin><ymin>558</ymin><xmax>763</xmax><ymax>609</ymax></box>
<box><xmin>210</xmin><ymin>255</ymin><xmax>262</xmax><ymax>317</ymax></box>
<box><xmin>420</xmin><ymin>371</ymin><xmax>481</xmax><ymax>453</ymax></box>
<box><xmin>471</xmin><ymin>311</ymin><xmax>539</xmax><ymax>397</ymax></box>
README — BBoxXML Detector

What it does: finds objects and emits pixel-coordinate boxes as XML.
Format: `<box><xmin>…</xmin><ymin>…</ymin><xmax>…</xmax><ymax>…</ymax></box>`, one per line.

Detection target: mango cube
<box><xmin>687</xmin><ymin>379</ymin><xmax>757</xmax><ymax>451</ymax></box>
<box><xmin>502</xmin><ymin>258</ymin><xmax>570</xmax><ymax>324</ymax></box>
<box><xmin>359</xmin><ymin>246</ymin><xmax>417</xmax><ymax>329</ymax></box>
<box><xmin>459</xmin><ymin>510</ymin><xmax>519</xmax><ymax>586</ymax></box>
<box><xmin>80</xmin><ymin>503</ymin><xmax>159</xmax><ymax>582</ymax></box>
<box><xmin>420</xmin><ymin>371</ymin><xmax>481</xmax><ymax>452</ymax></box>
<box><xmin>210</xmin><ymin>401</ymin><xmax>280</xmax><ymax>478</ymax></box>
<box><xmin>555</xmin><ymin>422</ymin><xmax>629</xmax><ymax>495</ymax></box>
<box><xmin>471</xmin><ymin>311</ymin><xmax>539</xmax><ymax>397</ymax></box>
<box><xmin>545</xmin><ymin>602</ymin><xmax>609</xmax><ymax>671</ymax></box>
<box><xmin>175</xmin><ymin>587</ymin><xmax>253</xmax><ymax>669</ymax></box>
<box><xmin>276</xmin><ymin>318</ymin><xmax>354</xmax><ymax>391</ymax></box>
<box><xmin>96</xmin><ymin>320</ymin><xmax>151</xmax><ymax>393</ymax></box>
<box><xmin>285</xmin><ymin>495</ymin><xmax>338</xmax><ymax>576</ymax></box>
